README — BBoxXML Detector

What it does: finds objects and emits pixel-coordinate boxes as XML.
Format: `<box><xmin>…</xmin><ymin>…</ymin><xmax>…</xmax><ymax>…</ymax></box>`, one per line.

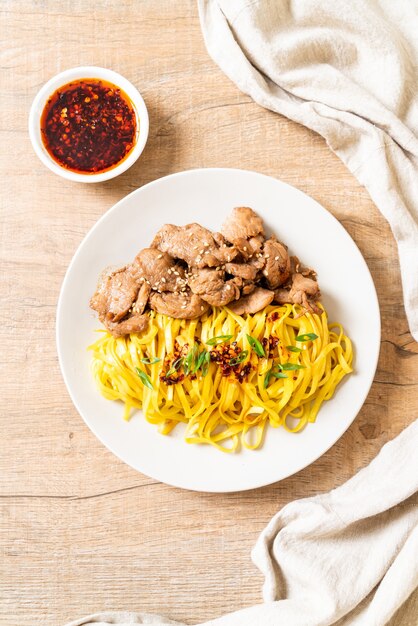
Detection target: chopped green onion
<box><xmin>193</xmin><ymin>349</ymin><xmax>208</xmax><ymax>373</ymax></box>
<box><xmin>229</xmin><ymin>350</ymin><xmax>248</xmax><ymax>366</ymax></box>
<box><xmin>201</xmin><ymin>351</ymin><xmax>211</xmax><ymax>376</ymax></box>
<box><xmin>278</xmin><ymin>363</ymin><xmax>306</xmax><ymax>371</ymax></box>
<box><xmin>166</xmin><ymin>357</ymin><xmax>183</xmax><ymax>377</ymax></box>
<box><xmin>263</xmin><ymin>368</ymin><xmax>288</xmax><ymax>388</ymax></box>
<box><xmin>184</xmin><ymin>345</ymin><xmax>198</xmax><ymax>375</ymax></box>
<box><xmin>286</xmin><ymin>346</ymin><xmax>302</xmax><ymax>353</ymax></box>
<box><xmin>135</xmin><ymin>367</ymin><xmax>153</xmax><ymax>390</ymax></box>
<box><xmin>246</xmin><ymin>334</ymin><xmax>265</xmax><ymax>357</ymax></box>
<box><xmin>206</xmin><ymin>334</ymin><xmax>233</xmax><ymax>346</ymax></box>
<box><xmin>295</xmin><ymin>333</ymin><xmax>318</xmax><ymax>342</ymax></box>
<box><xmin>140</xmin><ymin>357</ymin><xmax>161</xmax><ymax>364</ymax></box>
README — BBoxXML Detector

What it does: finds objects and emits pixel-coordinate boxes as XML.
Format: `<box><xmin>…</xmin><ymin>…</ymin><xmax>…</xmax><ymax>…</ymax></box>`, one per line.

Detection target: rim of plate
<box><xmin>56</xmin><ymin>168</ymin><xmax>381</xmax><ymax>492</ymax></box>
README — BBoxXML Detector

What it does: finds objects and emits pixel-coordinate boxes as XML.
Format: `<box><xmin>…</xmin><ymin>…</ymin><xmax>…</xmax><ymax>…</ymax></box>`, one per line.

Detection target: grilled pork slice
<box><xmin>90</xmin><ymin>265</ymin><xmax>141</xmax><ymax>324</ymax></box>
<box><xmin>133</xmin><ymin>281</ymin><xmax>151</xmax><ymax>315</ymax></box>
<box><xmin>188</xmin><ymin>268</ymin><xmax>241</xmax><ymax>306</ymax></box>
<box><xmin>135</xmin><ymin>248</ymin><xmax>186</xmax><ymax>293</ymax></box>
<box><xmin>149</xmin><ymin>290</ymin><xmax>209</xmax><ymax>319</ymax></box>
<box><xmin>227</xmin><ymin>287</ymin><xmax>274</xmax><ymax>315</ymax></box>
<box><xmin>220</xmin><ymin>207</ymin><xmax>265</xmax><ymax>258</ymax></box>
<box><xmin>151</xmin><ymin>223</ymin><xmax>238</xmax><ymax>268</ymax></box>
<box><xmin>105</xmin><ymin>314</ymin><xmax>149</xmax><ymax>337</ymax></box>
<box><xmin>261</xmin><ymin>237</ymin><xmax>290</xmax><ymax>289</ymax></box>
<box><xmin>274</xmin><ymin>272</ymin><xmax>321</xmax><ymax>314</ymax></box>
<box><xmin>224</xmin><ymin>262</ymin><xmax>258</xmax><ymax>281</ymax></box>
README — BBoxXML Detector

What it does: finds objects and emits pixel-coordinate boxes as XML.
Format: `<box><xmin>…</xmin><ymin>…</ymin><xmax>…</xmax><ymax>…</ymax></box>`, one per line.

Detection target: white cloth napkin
<box><xmin>66</xmin><ymin>419</ymin><xmax>418</xmax><ymax>626</ymax></box>
<box><xmin>198</xmin><ymin>0</ymin><xmax>418</xmax><ymax>341</ymax></box>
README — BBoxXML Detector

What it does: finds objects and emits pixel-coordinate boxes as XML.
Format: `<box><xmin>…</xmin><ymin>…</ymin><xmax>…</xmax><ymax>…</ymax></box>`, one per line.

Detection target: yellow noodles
<box><xmin>89</xmin><ymin>304</ymin><xmax>353</xmax><ymax>453</ymax></box>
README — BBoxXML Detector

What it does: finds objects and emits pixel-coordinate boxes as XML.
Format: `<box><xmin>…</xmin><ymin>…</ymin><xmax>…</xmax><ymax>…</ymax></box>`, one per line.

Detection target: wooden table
<box><xmin>1</xmin><ymin>2</ymin><xmax>417</xmax><ymax>625</ymax></box>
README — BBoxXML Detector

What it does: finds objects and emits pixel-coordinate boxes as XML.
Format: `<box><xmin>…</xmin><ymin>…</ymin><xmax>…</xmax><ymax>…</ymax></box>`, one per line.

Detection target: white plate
<box><xmin>57</xmin><ymin>168</ymin><xmax>380</xmax><ymax>492</ymax></box>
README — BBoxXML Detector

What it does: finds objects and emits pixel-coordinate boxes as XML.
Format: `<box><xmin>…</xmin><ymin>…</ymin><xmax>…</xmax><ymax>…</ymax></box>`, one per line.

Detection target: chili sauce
<box><xmin>40</xmin><ymin>79</ymin><xmax>137</xmax><ymax>174</ymax></box>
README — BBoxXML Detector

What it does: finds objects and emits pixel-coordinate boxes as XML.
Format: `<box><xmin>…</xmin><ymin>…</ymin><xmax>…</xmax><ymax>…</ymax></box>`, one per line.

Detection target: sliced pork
<box><xmin>224</xmin><ymin>262</ymin><xmax>258</xmax><ymax>281</ymax></box>
<box><xmin>273</xmin><ymin>288</ymin><xmax>292</xmax><ymax>305</ymax></box>
<box><xmin>151</xmin><ymin>223</ymin><xmax>237</xmax><ymax>268</ymax></box>
<box><xmin>228</xmin><ymin>287</ymin><xmax>274</xmax><ymax>315</ymax></box>
<box><xmin>291</xmin><ymin>255</ymin><xmax>318</xmax><ymax>280</ymax></box>
<box><xmin>133</xmin><ymin>281</ymin><xmax>151</xmax><ymax>315</ymax></box>
<box><xmin>90</xmin><ymin>206</ymin><xmax>322</xmax><ymax>336</ymax></box>
<box><xmin>221</xmin><ymin>207</ymin><xmax>265</xmax><ymax>258</ymax></box>
<box><xmin>89</xmin><ymin>265</ymin><xmax>151</xmax><ymax>337</ymax></box>
<box><xmin>189</xmin><ymin>268</ymin><xmax>241</xmax><ymax>306</ymax></box>
<box><xmin>261</xmin><ymin>237</ymin><xmax>290</xmax><ymax>289</ymax></box>
<box><xmin>241</xmin><ymin>281</ymin><xmax>256</xmax><ymax>296</ymax></box>
<box><xmin>90</xmin><ymin>265</ymin><xmax>141</xmax><ymax>324</ymax></box>
<box><xmin>149</xmin><ymin>290</ymin><xmax>209</xmax><ymax>319</ymax></box>
<box><xmin>212</xmin><ymin>232</ymin><xmax>239</xmax><ymax>263</ymax></box>
<box><xmin>274</xmin><ymin>272</ymin><xmax>321</xmax><ymax>314</ymax></box>
<box><xmin>289</xmin><ymin>273</ymin><xmax>321</xmax><ymax>313</ymax></box>
<box><xmin>106</xmin><ymin>314</ymin><xmax>149</xmax><ymax>338</ymax></box>
<box><xmin>135</xmin><ymin>248</ymin><xmax>186</xmax><ymax>293</ymax></box>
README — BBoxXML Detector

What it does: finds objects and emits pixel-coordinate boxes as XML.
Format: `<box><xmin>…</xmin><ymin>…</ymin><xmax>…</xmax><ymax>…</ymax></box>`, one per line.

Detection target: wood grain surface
<box><xmin>1</xmin><ymin>2</ymin><xmax>417</xmax><ymax>625</ymax></box>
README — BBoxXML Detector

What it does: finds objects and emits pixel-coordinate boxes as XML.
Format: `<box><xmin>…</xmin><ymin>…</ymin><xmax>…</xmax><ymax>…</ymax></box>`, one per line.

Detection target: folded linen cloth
<box><xmin>198</xmin><ymin>0</ymin><xmax>418</xmax><ymax>341</ymax></box>
<box><xmin>66</xmin><ymin>419</ymin><xmax>418</xmax><ymax>626</ymax></box>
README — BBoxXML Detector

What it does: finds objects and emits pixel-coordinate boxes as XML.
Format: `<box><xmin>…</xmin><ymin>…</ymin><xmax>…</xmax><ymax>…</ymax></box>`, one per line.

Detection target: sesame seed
<box><xmin>157</xmin><ymin>254</ymin><xmax>163</xmax><ymax>259</ymax></box>
<box><xmin>275</xmin><ymin>256</ymin><xmax>279</xmax><ymax>261</ymax></box>
<box><xmin>200</xmin><ymin>305</ymin><xmax>205</xmax><ymax>311</ymax></box>
<box><xmin>161</xmin><ymin>277</ymin><xmax>166</xmax><ymax>283</ymax></box>
<box><xmin>265</xmin><ymin>271</ymin><xmax>269</xmax><ymax>276</ymax></box>
<box><xmin>243</xmin><ymin>246</ymin><xmax>247</xmax><ymax>251</ymax></box>
<box><xmin>203</xmin><ymin>242</ymin><xmax>209</xmax><ymax>247</ymax></box>
<box><xmin>199</xmin><ymin>249</ymin><xmax>204</xmax><ymax>255</ymax></box>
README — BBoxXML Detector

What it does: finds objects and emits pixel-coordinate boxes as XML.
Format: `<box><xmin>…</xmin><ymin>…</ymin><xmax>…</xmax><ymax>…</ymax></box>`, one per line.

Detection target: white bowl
<box><xmin>28</xmin><ymin>66</ymin><xmax>149</xmax><ymax>183</ymax></box>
